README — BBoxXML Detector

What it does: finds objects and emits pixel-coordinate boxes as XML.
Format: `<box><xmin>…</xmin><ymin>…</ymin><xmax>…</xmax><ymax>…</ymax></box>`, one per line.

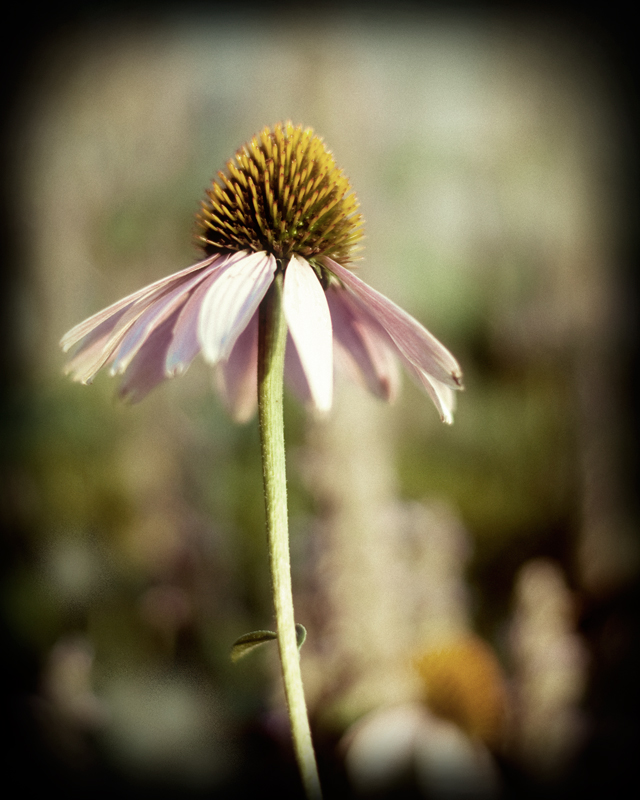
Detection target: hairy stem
<box><xmin>258</xmin><ymin>272</ymin><xmax>322</xmax><ymax>800</ymax></box>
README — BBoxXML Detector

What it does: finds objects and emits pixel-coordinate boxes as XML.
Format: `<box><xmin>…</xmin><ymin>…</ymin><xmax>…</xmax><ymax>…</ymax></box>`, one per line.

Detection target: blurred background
<box><xmin>2</xmin><ymin>3</ymin><xmax>638</xmax><ymax>798</ymax></box>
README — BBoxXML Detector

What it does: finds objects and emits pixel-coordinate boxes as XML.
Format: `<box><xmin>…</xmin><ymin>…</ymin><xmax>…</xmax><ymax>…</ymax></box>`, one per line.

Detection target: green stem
<box><xmin>257</xmin><ymin>272</ymin><xmax>322</xmax><ymax>800</ymax></box>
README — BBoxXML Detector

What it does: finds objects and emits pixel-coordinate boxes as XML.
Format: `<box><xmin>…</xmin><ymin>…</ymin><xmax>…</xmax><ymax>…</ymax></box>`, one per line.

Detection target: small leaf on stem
<box><xmin>231</xmin><ymin>623</ymin><xmax>307</xmax><ymax>662</ymax></box>
<box><xmin>296</xmin><ymin>623</ymin><xmax>307</xmax><ymax>650</ymax></box>
<box><xmin>231</xmin><ymin>629</ymin><xmax>277</xmax><ymax>662</ymax></box>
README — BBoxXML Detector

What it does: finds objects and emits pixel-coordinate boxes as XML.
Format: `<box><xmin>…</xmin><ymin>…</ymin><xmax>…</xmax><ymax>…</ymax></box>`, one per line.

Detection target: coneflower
<box><xmin>60</xmin><ymin>123</ymin><xmax>464</xmax><ymax>799</ymax></box>
<box><xmin>61</xmin><ymin>122</ymin><xmax>462</xmax><ymax>422</ymax></box>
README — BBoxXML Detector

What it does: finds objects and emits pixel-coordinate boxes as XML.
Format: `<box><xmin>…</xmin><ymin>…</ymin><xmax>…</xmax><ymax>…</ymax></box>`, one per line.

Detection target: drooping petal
<box><xmin>216</xmin><ymin>311</ymin><xmax>259</xmax><ymax>423</ymax></box>
<box><xmin>167</xmin><ymin>250</ymin><xmax>255</xmax><ymax>376</ymax></box>
<box><xmin>164</xmin><ymin>271</ymin><xmax>220</xmax><ymax>377</ymax></box>
<box><xmin>198</xmin><ymin>251</ymin><xmax>276</xmax><ymax>364</ymax></box>
<box><xmin>402</xmin><ymin>358</ymin><xmax>457</xmax><ymax>424</ymax></box>
<box><xmin>322</xmin><ymin>257</ymin><xmax>463</xmax><ymax>390</ymax></box>
<box><xmin>62</xmin><ymin>254</ymin><xmax>229</xmax><ymax>384</ymax></box>
<box><xmin>423</xmin><ymin>374</ymin><xmax>457</xmax><ymax>425</ymax></box>
<box><xmin>64</xmin><ymin>307</ymin><xmax>143</xmax><ymax>384</ymax></box>
<box><xmin>60</xmin><ymin>252</ymin><xmax>226</xmax><ymax>352</ymax></box>
<box><xmin>110</xmin><ymin>267</ymin><xmax>216</xmax><ymax>376</ymax></box>
<box><xmin>326</xmin><ymin>286</ymin><xmax>400</xmax><ymax>402</ymax></box>
<box><xmin>118</xmin><ymin>308</ymin><xmax>184</xmax><ymax>403</ymax></box>
<box><xmin>63</xmin><ymin>305</ymin><xmax>132</xmax><ymax>383</ymax></box>
<box><xmin>283</xmin><ymin>255</ymin><xmax>333</xmax><ymax>413</ymax></box>
<box><xmin>284</xmin><ymin>332</ymin><xmax>313</xmax><ymax>406</ymax></box>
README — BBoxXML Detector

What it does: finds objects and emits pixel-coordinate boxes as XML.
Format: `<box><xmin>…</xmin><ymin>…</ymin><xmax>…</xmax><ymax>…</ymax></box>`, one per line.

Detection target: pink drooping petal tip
<box><xmin>322</xmin><ymin>256</ymin><xmax>463</xmax><ymax>392</ymax></box>
<box><xmin>322</xmin><ymin>257</ymin><xmax>462</xmax><ymax>422</ymax></box>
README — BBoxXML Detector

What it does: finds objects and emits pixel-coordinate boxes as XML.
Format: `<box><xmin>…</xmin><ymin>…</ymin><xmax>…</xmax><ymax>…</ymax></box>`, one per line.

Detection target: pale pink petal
<box><xmin>165</xmin><ymin>249</ymin><xmax>260</xmax><ymax>378</ymax></box>
<box><xmin>425</xmin><ymin>375</ymin><xmax>456</xmax><ymax>425</ymax></box>
<box><xmin>283</xmin><ymin>255</ymin><xmax>333</xmax><ymax>413</ymax></box>
<box><xmin>164</xmin><ymin>272</ymin><xmax>220</xmax><ymax>377</ymax></box>
<box><xmin>216</xmin><ymin>311</ymin><xmax>259</xmax><ymax>423</ymax></box>
<box><xmin>322</xmin><ymin>257</ymin><xmax>463</xmax><ymax>389</ymax></box>
<box><xmin>63</xmin><ymin>306</ymin><xmax>132</xmax><ymax>383</ymax></box>
<box><xmin>326</xmin><ymin>286</ymin><xmax>400</xmax><ymax>402</ymax></box>
<box><xmin>62</xmin><ymin>254</ymin><xmax>229</xmax><ymax>384</ymax></box>
<box><xmin>402</xmin><ymin>358</ymin><xmax>457</xmax><ymax>424</ymax></box>
<box><xmin>110</xmin><ymin>268</ymin><xmax>215</xmax><ymax>376</ymax></box>
<box><xmin>118</xmin><ymin>308</ymin><xmax>183</xmax><ymax>403</ymax></box>
<box><xmin>198</xmin><ymin>251</ymin><xmax>276</xmax><ymax>364</ymax></box>
<box><xmin>64</xmin><ymin>312</ymin><xmax>139</xmax><ymax>384</ymax></box>
<box><xmin>284</xmin><ymin>332</ymin><xmax>313</xmax><ymax>406</ymax></box>
<box><xmin>60</xmin><ymin>252</ymin><xmax>226</xmax><ymax>352</ymax></box>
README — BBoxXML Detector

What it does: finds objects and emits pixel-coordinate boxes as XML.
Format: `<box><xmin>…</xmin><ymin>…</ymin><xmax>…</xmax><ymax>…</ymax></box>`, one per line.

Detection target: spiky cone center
<box><xmin>197</xmin><ymin>122</ymin><xmax>364</xmax><ymax>269</ymax></box>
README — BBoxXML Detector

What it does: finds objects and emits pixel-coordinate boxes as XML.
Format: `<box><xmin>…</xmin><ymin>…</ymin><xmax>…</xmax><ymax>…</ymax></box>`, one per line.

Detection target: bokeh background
<box><xmin>2</xmin><ymin>4</ymin><xmax>638</xmax><ymax>798</ymax></box>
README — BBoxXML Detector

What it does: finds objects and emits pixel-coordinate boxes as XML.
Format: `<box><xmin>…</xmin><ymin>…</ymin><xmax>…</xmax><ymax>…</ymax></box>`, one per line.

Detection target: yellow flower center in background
<box><xmin>414</xmin><ymin>636</ymin><xmax>508</xmax><ymax>747</ymax></box>
<box><xmin>197</xmin><ymin>122</ymin><xmax>364</xmax><ymax>265</ymax></box>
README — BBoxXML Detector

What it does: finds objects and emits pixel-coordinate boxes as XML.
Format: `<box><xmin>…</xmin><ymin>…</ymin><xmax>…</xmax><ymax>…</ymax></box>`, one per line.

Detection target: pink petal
<box><xmin>60</xmin><ymin>252</ymin><xmax>225</xmax><ymax>352</ymax></box>
<box><xmin>118</xmin><ymin>308</ymin><xmax>183</xmax><ymax>403</ymax></box>
<box><xmin>284</xmin><ymin>332</ymin><xmax>313</xmax><ymax>406</ymax></box>
<box><xmin>216</xmin><ymin>311</ymin><xmax>259</xmax><ymax>422</ymax></box>
<box><xmin>164</xmin><ymin>273</ymin><xmax>219</xmax><ymax>377</ymax></box>
<box><xmin>198</xmin><ymin>251</ymin><xmax>276</xmax><ymax>364</ymax></box>
<box><xmin>62</xmin><ymin>254</ymin><xmax>229</xmax><ymax>384</ymax></box>
<box><xmin>402</xmin><ymin>357</ymin><xmax>457</xmax><ymax>424</ymax></box>
<box><xmin>64</xmin><ymin>312</ymin><xmax>140</xmax><ymax>384</ymax></box>
<box><xmin>424</xmin><ymin>375</ymin><xmax>457</xmax><ymax>425</ymax></box>
<box><xmin>326</xmin><ymin>286</ymin><xmax>400</xmax><ymax>402</ymax></box>
<box><xmin>63</xmin><ymin>306</ymin><xmax>132</xmax><ymax>383</ymax></box>
<box><xmin>165</xmin><ymin>250</ymin><xmax>261</xmax><ymax>377</ymax></box>
<box><xmin>110</xmin><ymin>268</ymin><xmax>215</xmax><ymax>376</ymax></box>
<box><xmin>322</xmin><ymin>257</ymin><xmax>463</xmax><ymax>389</ymax></box>
<box><xmin>283</xmin><ymin>255</ymin><xmax>333</xmax><ymax>413</ymax></box>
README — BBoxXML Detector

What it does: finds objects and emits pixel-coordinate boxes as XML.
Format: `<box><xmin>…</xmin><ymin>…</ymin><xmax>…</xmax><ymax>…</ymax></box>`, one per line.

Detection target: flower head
<box><xmin>197</xmin><ymin>121</ymin><xmax>362</xmax><ymax>265</ymax></box>
<box><xmin>61</xmin><ymin>123</ymin><xmax>463</xmax><ymax>422</ymax></box>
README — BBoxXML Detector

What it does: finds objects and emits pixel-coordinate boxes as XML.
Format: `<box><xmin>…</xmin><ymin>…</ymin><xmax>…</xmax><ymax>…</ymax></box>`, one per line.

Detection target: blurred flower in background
<box><xmin>508</xmin><ymin>558</ymin><xmax>588</xmax><ymax>779</ymax></box>
<box><xmin>2</xmin><ymin>5</ymin><xmax>638</xmax><ymax>798</ymax></box>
